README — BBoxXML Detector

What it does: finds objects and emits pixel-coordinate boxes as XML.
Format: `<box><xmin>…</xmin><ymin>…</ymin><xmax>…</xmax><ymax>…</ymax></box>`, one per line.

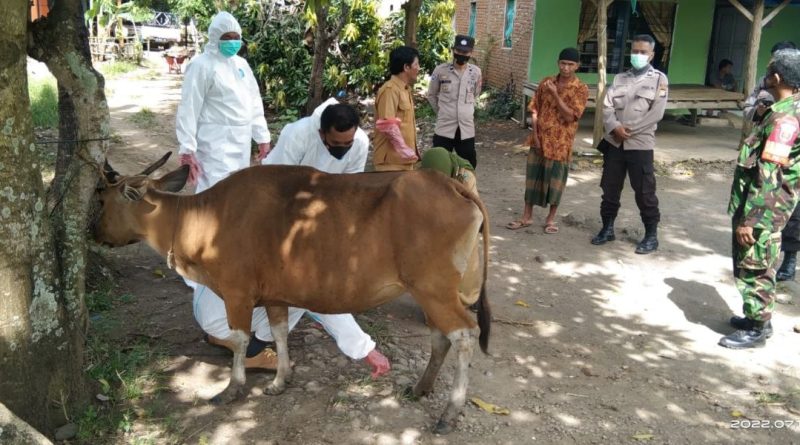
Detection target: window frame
<box><xmin>503</xmin><ymin>0</ymin><xmax>516</xmax><ymax>49</ymax></box>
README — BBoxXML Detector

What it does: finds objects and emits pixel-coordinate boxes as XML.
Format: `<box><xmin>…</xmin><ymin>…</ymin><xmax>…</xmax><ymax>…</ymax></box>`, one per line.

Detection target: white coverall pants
<box><xmin>192</xmin><ymin>285</ymin><xmax>376</xmax><ymax>360</ymax></box>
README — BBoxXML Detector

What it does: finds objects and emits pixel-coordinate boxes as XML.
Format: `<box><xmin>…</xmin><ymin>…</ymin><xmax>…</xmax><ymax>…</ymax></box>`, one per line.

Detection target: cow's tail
<box><xmin>459</xmin><ymin>187</ymin><xmax>491</xmax><ymax>355</ymax></box>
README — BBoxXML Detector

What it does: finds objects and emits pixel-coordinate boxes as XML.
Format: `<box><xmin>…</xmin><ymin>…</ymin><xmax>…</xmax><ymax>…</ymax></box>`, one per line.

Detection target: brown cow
<box><xmin>92</xmin><ymin>153</ymin><xmax>491</xmax><ymax>433</ymax></box>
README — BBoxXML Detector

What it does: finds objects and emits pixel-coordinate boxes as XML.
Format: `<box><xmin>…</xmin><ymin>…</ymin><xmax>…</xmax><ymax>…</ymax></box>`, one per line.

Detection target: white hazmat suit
<box><xmin>176</xmin><ymin>11</ymin><xmax>270</xmax><ymax>193</ymax></box>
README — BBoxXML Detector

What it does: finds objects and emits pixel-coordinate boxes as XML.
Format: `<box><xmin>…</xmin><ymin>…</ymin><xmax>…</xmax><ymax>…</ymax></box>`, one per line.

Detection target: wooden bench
<box><xmin>520</xmin><ymin>82</ymin><xmax>745</xmax><ymax>127</ymax></box>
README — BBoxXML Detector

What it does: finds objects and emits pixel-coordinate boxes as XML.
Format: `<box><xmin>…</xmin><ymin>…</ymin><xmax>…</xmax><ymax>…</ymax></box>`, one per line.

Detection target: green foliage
<box><xmin>97</xmin><ymin>60</ymin><xmax>139</xmax><ymax>78</ymax></box>
<box><xmin>477</xmin><ymin>78</ymin><xmax>521</xmax><ymax>121</ymax></box>
<box><xmin>385</xmin><ymin>0</ymin><xmax>455</xmax><ymax>74</ymax></box>
<box><xmin>168</xmin><ymin>0</ymin><xmax>217</xmax><ymax>32</ymax></box>
<box><xmin>326</xmin><ymin>0</ymin><xmax>386</xmax><ymax>95</ymax></box>
<box><xmin>28</xmin><ymin>75</ymin><xmax>58</xmax><ymax>129</ymax></box>
<box><xmin>129</xmin><ymin>108</ymin><xmax>157</xmax><ymax>128</ymax></box>
<box><xmin>233</xmin><ymin>0</ymin><xmax>312</xmax><ymax>117</ymax></box>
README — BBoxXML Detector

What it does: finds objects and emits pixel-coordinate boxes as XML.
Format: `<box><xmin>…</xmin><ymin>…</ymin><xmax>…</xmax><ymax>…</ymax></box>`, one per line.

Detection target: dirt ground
<box><xmin>85</xmin><ymin>55</ymin><xmax>800</xmax><ymax>444</ymax></box>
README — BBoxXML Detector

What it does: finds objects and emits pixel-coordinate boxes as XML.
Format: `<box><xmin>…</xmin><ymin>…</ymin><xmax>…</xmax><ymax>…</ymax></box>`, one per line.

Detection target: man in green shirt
<box><xmin>722</xmin><ymin>48</ymin><xmax>800</xmax><ymax>349</ymax></box>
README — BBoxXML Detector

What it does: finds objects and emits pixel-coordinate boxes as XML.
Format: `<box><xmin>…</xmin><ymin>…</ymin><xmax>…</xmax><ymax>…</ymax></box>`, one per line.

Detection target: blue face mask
<box><xmin>630</xmin><ymin>53</ymin><xmax>650</xmax><ymax>70</ymax></box>
<box><xmin>219</xmin><ymin>40</ymin><xmax>242</xmax><ymax>58</ymax></box>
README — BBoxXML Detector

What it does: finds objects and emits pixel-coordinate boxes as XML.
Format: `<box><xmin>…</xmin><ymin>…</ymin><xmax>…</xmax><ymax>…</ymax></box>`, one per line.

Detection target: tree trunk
<box><xmin>307</xmin><ymin>2</ymin><xmax>331</xmax><ymax>115</ymax></box>
<box><xmin>306</xmin><ymin>1</ymin><xmax>352</xmax><ymax>115</ymax></box>
<box><xmin>402</xmin><ymin>0</ymin><xmax>422</xmax><ymax>48</ymax></box>
<box><xmin>0</xmin><ymin>402</ymin><xmax>53</xmax><ymax>444</ymax></box>
<box><xmin>0</xmin><ymin>0</ymin><xmax>110</xmax><ymax>433</ymax></box>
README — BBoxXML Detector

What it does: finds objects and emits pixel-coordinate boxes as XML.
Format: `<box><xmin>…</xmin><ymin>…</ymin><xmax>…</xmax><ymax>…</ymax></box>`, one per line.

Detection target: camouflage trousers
<box><xmin>731</xmin><ymin>226</ymin><xmax>782</xmax><ymax>321</ymax></box>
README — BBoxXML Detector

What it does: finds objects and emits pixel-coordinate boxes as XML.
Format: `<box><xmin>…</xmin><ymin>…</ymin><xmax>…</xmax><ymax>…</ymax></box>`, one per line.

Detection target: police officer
<box><xmin>427</xmin><ymin>35</ymin><xmax>483</xmax><ymax>168</ymax></box>
<box><xmin>591</xmin><ymin>34</ymin><xmax>668</xmax><ymax>255</ymax></box>
<box><xmin>723</xmin><ymin>48</ymin><xmax>800</xmax><ymax>348</ymax></box>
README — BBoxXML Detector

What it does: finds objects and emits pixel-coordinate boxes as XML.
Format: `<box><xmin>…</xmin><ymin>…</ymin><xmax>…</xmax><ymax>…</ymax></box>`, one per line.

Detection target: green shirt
<box><xmin>729</xmin><ymin>93</ymin><xmax>800</xmax><ymax>232</ymax></box>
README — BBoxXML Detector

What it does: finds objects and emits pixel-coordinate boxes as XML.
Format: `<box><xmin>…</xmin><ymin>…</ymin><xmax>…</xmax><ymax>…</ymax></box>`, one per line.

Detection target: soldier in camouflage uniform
<box><xmin>722</xmin><ymin>49</ymin><xmax>800</xmax><ymax>349</ymax></box>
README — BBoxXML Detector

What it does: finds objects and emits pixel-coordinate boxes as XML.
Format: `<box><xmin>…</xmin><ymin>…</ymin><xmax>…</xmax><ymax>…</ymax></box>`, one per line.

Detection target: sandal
<box><xmin>245</xmin><ymin>347</ymin><xmax>279</xmax><ymax>371</ymax></box>
<box><xmin>544</xmin><ymin>223</ymin><xmax>559</xmax><ymax>234</ymax></box>
<box><xmin>506</xmin><ymin>220</ymin><xmax>533</xmax><ymax>230</ymax></box>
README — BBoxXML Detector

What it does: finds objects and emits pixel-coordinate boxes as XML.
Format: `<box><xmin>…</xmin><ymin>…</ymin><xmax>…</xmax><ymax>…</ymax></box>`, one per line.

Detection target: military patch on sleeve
<box><xmin>762</xmin><ymin>115</ymin><xmax>800</xmax><ymax>166</ymax></box>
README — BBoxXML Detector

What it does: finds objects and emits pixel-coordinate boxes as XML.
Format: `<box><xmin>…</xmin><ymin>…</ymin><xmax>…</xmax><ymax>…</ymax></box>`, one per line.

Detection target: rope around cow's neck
<box><xmin>166</xmin><ymin>196</ymin><xmax>181</xmax><ymax>270</ymax></box>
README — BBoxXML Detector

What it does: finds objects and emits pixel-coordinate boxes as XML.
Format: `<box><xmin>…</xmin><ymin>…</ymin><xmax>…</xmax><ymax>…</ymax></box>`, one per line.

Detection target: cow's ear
<box><xmin>139</xmin><ymin>152</ymin><xmax>172</xmax><ymax>177</ymax></box>
<box><xmin>155</xmin><ymin>165</ymin><xmax>189</xmax><ymax>193</ymax></box>
<box><xmin>104</xmin><ymin>159</ymin><xmax>120</xmax><ymax>183</ymax></box>
<box><xmin>121</xmin><ymin>177</ymin><xmax>149</xmax><ymax>201</ymax></box>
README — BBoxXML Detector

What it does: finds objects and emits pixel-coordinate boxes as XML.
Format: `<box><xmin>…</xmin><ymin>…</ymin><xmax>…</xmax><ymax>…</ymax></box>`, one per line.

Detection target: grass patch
<box><xmin>78</xmin><ymin>257</ymin><xmax>171</xmax><ymax>443</ymax></box>
<box><xmin>28</xmin><ymin>75</ymin><xmax>59</xmax><ymax>129</ymax></box>
<box><xmin>360</xmin><ymin>318</ymin><xmax>390</xmax><ymax>346</ymax></box>
<box><xmin>129</xmin><ymin>108</ymin><xmax>157</xmax><ymax>128</ymax></box>
<box><xmin>98</xmin><ymin>60</ymin><xmax>139</xmax><ymax>78</ymax></box>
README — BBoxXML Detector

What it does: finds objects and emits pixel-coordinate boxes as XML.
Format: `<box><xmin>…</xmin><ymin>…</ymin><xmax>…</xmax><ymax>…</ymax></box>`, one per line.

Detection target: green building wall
<box><xmin>526</xmin><ymin>0</ymin><xmax>800</xmax><ymax>87</ymax></box>
<box><xmin>757</xmin><ymin>6</ymin><xmax>800</xmax><ymax>76</ymax></box>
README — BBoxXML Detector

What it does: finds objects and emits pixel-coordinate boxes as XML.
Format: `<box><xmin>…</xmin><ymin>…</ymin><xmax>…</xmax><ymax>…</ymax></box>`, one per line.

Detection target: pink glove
<box><xmin>179</xmin><ymin>153</ymin><xmax>201</xmax><ymax>186</ymax></box>
<box><xmin>375</xmin><ymin>118</ymin><xmax>418</xmax><ymax>162</ymax></box>
<box><xmin>256</xmin><ymin>142</ymin><xmax>271</xmax><ymax>163</ymax></box>
<box><xmin>364</xmin><ymin>349</ymin><xmax>390</xmax><ymax>379</ymax></box>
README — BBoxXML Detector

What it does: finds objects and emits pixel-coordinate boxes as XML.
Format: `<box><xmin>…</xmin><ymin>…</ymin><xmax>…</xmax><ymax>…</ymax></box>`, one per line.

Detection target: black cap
<box><xmin>454</xmin><ymin>35</ymin><xmax>475</xmax><ymax>52</ymax></box>
<box><xmin>558</xmin><ymin>47</ymin><xmax>580</xmax><ymax>63</ymax></box>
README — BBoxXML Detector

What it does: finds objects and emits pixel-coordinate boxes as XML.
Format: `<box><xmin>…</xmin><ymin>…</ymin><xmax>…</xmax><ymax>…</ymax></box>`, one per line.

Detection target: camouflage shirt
<box><xmin>729</xmin><ymin>93</ymin><xmax>800</xmax><ymax>232</ymax></box>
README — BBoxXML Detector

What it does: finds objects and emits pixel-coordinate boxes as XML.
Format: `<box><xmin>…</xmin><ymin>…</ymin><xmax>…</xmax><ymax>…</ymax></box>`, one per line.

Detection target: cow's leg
<box><xmin>434</xmin><ymin>327</ymin><xmax>478</xmax><ymax>435</ymax></box>
<box><xmin>264</xmin><ymin>306</ymin><xmax>292</xmax><ymax>395</ymax></box>
<box><xmin>210</xmin><ymin>298</ymin><xmax>252</xmax><ymax>405</ymax></box>
<box><xmin>410</xmin><ymin>328</ymin><xmax>450</xmax><ymax>398</ymax></box>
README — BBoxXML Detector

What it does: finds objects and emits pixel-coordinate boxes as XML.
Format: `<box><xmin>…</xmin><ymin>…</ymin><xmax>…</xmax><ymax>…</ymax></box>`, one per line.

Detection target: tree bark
<box><xmin>306</xmin><ymin>1</ymin><xmax>351</xmax><ymax>115</ymax></box>
<box><xmin>0</xmin><ymin>0</ymin><xmax>110</xmax><ymax>433</ymax></box>
<box><xmin>402</xmin><ymin>0</ymin><xmax>422</xmax><ymax>48</ymax></box>
<box><xmin>0</xmin><ymin>402</ymin><xmax>53</xmax><ymax>444</ymax></box>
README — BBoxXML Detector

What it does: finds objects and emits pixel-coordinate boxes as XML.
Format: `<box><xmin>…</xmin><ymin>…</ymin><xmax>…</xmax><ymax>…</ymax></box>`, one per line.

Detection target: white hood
<box><xmin>312</xmin><ymin>98</ymin><xmax>341</xmax><ymax>129</ymax></box>
<box><xmin>206</xmin><ymin>11</ymin><xmax>242</xmax><ymax>54</ymax></box>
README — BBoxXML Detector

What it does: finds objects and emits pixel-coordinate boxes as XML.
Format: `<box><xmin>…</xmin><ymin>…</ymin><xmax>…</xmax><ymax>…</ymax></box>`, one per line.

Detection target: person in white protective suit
<box><xmin>176</xmin><ymin>11</ymin><xmax>271</xmax><ymax>192</ymax></box>
<box><xmin>192</xmin><ymin>98</ymin><xmax>390</xmax><ymax>377</ymax></box>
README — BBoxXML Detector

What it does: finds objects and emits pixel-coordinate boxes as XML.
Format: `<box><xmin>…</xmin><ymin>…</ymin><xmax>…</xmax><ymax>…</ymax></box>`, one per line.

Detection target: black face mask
<box><xmin>327</xmin><ymin>146</ymin><xmax>351</xmax><ymax>160</ymax></box>
<box><xmin>454</xmin><ymin>54</ymin><xmax>470</xmax><ymax>65</ymax></box>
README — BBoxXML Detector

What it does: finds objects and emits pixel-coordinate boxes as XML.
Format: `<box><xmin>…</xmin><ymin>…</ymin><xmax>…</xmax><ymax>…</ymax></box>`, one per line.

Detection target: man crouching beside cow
<box><xmin>94</xmin><ymin>106</ymin><xmax>491</xmax><ymax>433</ymax></box>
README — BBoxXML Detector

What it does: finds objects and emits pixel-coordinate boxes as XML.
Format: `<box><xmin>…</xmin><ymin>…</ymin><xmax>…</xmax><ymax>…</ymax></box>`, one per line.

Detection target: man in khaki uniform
<box><xmin>374</xmin><ymin>46</ymin><xmax>420</xmax><ymax>171</ymax></box>
<box><xmin>592</xmin><ymin>34</ymin><xmax>668</xmax><ymax>255</ymax></box>
<box><xmin>427</xmin><ymin>35</ymin><xmax>483</xmax><ymax>168</ymax></box>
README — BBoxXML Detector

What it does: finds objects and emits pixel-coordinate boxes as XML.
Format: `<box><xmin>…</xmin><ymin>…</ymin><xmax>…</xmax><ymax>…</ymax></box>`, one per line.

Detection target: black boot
<box><xmin>635</xmin><ymin>223</ymin><xmax>659</xmax><ymax>254</ymax></box>
<box><xmin>729</xmin><ymin>316</ymin><xmax>773</xmax><ymax>338</ymax></box>
<box><xmin>591</xmin><ymin>217</ymin><xmax>616</xmax><ymax>245</ymax></box>
<box><xmin>776</xmin><ymin>251</ymin><xmax>797</xmax><ymax>282</ymax></box>
<box><xmin>719</xmin><ymin>320</ymin><xmax>768</xmax><ymax>349</ymax></box>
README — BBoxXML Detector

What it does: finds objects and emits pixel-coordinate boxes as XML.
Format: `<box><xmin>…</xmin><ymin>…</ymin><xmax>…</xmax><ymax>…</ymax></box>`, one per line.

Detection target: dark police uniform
<box><xmin>599</xmin><ymin>65</ymin><xmax>669</xmax><ymax>226</ymax></box>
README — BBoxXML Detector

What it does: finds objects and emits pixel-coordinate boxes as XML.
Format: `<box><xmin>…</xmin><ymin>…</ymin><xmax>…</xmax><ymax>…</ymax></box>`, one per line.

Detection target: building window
<box><xmin>468</xmin><ymin>2</ymin><xmax>477</xmax><ymax>38</ymax></box>
<box><xmin>503</xmin><ymin>0</ymin><xmax>516</xmax><ymax>48</ymax></box>
<box><xmin>576</xmin><ymin>0</ymin><xmax>676</xmax><ymax>74</ymax></box>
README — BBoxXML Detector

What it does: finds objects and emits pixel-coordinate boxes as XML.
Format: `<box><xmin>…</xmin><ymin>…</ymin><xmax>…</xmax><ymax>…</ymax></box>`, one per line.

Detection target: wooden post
<box><xmin>593</xmin><ymin>0</ymin><xmax>608</xmax><ymax>146</ymax></box>
<box><xmin>743</xmin><ymin>0</ymin><xmax>765</xmax><ymax>95</ymax></box>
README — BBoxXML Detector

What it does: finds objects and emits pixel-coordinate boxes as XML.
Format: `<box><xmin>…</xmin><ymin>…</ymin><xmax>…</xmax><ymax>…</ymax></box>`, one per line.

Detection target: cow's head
<box><xmin>92</xmin><ymin>152</ymin><xmax>189</xmax><ymax>247</ymax></box>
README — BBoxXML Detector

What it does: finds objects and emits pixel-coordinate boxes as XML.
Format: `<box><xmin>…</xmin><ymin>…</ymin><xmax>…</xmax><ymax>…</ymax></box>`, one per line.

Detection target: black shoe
<box><xmin>591</xmin><ymin>217</ymin><xmax>616</xmax><ymax>245</ymax></box>
<box><xmin>729</xmin><ymin>316</ymin><xmax>773</xmax><ymax>338</ymax></box>
<box><xmin>776</xmin><ymin>251</ymin><xmax>797</xmax><ymax>282</ymax></box>
<box><xmin>635</xmin><ymin>223</ymin><xmax>658</xmax><ymax>254</ymax></box>
<box><xmin>719</xmin><ymin>328</ymin><xmax>767</xmax><ymax>349</ymax></box>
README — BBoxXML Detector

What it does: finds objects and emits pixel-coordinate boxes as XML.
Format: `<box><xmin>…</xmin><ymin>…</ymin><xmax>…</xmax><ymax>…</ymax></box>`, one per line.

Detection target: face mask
<box><xmin>322</xmin><ymin>136</ymin><xmax>353</xmax><ymax>160</ymax></box>
<box><xmin>219</xmin><ymin>40</ymin><xmax>242</xmax><ymax>58</ymax></box>
<box><xmin>630</xmin><ymin>53</ymin><xmax>650</xmax><ymax>70</ymax></box>
<box><xmin>327</xmin><ymin>145</ymin><xmax>351</xmax><ymax>160</ymax></box>
<box><xmin>454</xmin><ymin>54</ymin><xmax>470</xmax><ymax>65</ymax></box>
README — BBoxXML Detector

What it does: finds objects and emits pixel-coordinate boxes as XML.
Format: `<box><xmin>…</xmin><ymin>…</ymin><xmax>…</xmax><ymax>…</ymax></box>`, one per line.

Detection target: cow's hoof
<box><xmin>265</xmin><ymin>381</ymin><xmax>286</xmax><ymax>395</ymax></box>
<box><xmin>433</xmin><ymin>419</ymin><xmax>454</xmax><ymax>435</ymax></box>
<box><xmin>209</xmin><ymin>387</ymin><xmax>243</xmax><ymax>405</ymax></box>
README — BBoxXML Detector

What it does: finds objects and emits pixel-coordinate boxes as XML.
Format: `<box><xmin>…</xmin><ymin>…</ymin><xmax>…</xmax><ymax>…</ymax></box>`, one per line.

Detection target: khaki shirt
<box><xmin>602</xmin><ymin>66</ymin><xmax>668</xmax><ymax>150</ymax></box>
<box><xmin>427</xmin><ymin>63</ymin><xmax>482</xmax><ymax>139</ymax></box>
<box><xmin>374</xmin><ymin>75</ymin><xmax>418</xmax><ymax>167</ymax></box>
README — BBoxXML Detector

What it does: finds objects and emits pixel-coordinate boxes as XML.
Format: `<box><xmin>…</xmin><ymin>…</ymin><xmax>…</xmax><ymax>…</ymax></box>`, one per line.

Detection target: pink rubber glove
<box><xmin>179</xmin><ymin>153</ymin><xmax>201</xmax><ymax>186</ymax></box>
<box><xmin>256</xmin><ymin>142</ymin><xmax>271</xmax><ymax>163</ymax></box>
<box><xmin>364</xmin><ymin>349</ymin><xmax>390</xmax><ymax>379</ymax></box>
<box><xmin>375</xmin><ymin>118</ymin><xmax>418</xmax><ymax>162</ymax></box>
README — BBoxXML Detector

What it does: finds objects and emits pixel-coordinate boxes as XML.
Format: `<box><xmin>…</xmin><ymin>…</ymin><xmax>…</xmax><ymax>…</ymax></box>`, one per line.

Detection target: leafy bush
<box><xmin>385</xmin><ymin>0</ymin><xmax>455</xmax><ymax>75</ymax></box>
<box><xmin>477</xmin><ymin>77</ymin><xmax>521</xmax><ymax>121</ymax></box>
